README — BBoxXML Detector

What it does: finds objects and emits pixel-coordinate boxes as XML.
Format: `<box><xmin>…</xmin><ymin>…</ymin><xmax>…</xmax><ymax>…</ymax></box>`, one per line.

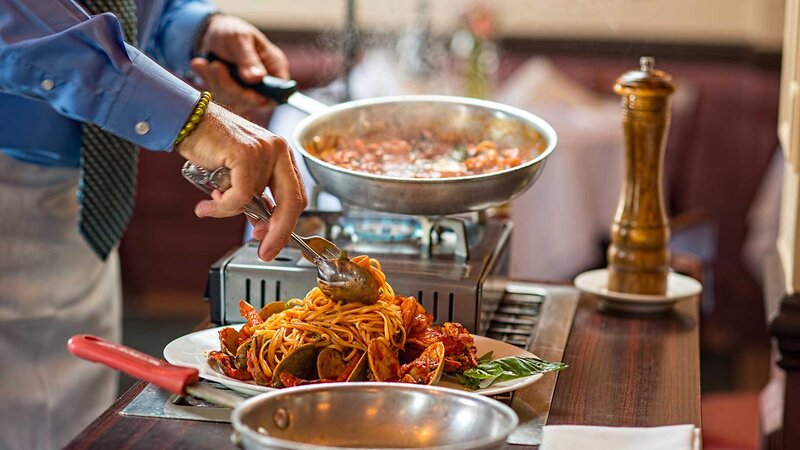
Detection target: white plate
<box><xmin>163</xmin><ymin>326</ymin><xmax>545</xmax><ymax>397</ymax></box>
<box><xmin>573</xmin><ymin>268</ymin><xmax>702</xmax><ymax>313</ymax></box>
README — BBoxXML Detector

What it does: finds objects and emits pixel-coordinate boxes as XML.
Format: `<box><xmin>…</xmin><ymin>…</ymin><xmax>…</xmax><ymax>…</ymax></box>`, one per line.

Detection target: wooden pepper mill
<box><xmin>607</xmin><ymin>56</ymin><xmax>675</xmax><ymax>295</ymax></box>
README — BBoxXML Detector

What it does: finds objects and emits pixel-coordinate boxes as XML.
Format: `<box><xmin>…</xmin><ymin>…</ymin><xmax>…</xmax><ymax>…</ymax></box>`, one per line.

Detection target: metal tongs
<box><xmin>181</xmin><ymin>161</ymin><xmax>379</xmax><ymax>304</ymax></box>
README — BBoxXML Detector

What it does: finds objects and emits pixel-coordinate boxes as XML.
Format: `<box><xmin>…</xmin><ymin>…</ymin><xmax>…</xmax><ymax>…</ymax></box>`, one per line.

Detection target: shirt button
<box><xmin>40</xmin><ymin>79</ymin><xmax>55</xmax><ymax>91</ymax></box>
<box><xmin>134</xmin><ymin>121</ymin><xmax>150</xmax><ymax>135</ymax></box>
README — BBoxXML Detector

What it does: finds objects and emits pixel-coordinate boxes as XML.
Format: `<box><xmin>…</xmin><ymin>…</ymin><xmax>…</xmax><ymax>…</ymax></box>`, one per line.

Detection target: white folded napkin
<box><xmin>540</xmin><ymin>424</ymin><xmax>700</xmax><ymax>450</ymax></box>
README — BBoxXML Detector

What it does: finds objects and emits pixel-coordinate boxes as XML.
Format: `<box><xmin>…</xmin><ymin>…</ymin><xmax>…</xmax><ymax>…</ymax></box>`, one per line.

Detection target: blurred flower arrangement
<box><xmin>450</xmin><ymin>2</ymin><xmax>499</xmax><ymax>99</ymax></box>
<box><xmin>392</xmin><ymin>0</ymin><xmax>500</xmax><ymax>98</ymax></box>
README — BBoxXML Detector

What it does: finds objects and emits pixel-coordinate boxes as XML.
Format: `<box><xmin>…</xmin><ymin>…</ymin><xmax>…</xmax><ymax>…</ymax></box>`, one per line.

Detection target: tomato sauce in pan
<box><xmin>313</xmin><ymin>130</ymin><xmax>532</xmax><ymax>178</ymax></box>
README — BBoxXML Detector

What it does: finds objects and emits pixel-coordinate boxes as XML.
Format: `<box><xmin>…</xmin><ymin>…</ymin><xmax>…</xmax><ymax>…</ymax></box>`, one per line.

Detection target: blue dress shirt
<box><xmin>0</xmin><ymin>0</ymin><xmax>217</xmax><ymax>167</ymax></box>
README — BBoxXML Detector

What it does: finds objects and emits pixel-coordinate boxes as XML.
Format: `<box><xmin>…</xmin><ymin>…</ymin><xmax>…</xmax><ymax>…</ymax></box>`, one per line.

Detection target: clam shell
<box><xmin>234</xmin><ymin>339</ymin><xmax>251</xmax><ymax>371</ymax></box>
<box><xmin>422</xmin><ymin>341</ymin><xmax>446</xmax><ymax>385</ymax></box>
<box><xmin>272</xmin><ymin>343</ymin><xmax>318</xmax><ymax>387</ymax></box>
<box><xmin>317</xmin><ymin>347</ymin><xmax>345</xmax><ymax>379</ymax></box>
<box><xmin>398</xmin><ymin>341</ymin><xmax>445</xmax><ymax>385</ymax></box>
<box><xmin>367</xmin><ymin>338</ymin><xmax>400</xmax><ymax>382</ymax></box>
<box><xmin>345</xmin><ymin>352</ymin><xmax>369</xmax><ymax>382</ymax></box>
<box><xmin>258</xmin><ymin>301</ymin><xmax>287</xmax><ymax>321</ymax></box>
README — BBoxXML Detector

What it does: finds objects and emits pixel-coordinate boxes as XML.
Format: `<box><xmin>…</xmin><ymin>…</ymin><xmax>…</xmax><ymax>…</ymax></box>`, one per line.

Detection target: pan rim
<box><xmin>291</xmin><ymin>94</ymin><xmax>557</xmax><ymax>185</ymax></box>
<box><xmin>231</xmin><ymin>381</ymin><xmax>519</xmax><ymax>450</ymax></box>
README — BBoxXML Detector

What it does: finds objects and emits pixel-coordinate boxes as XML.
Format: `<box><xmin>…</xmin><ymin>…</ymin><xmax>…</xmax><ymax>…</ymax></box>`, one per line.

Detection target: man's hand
<box><xmin>175</xmin><ymin>103</ymin><xmax>307</xmax><ymax>261</ymax></box>
<box><xmin>191</xmin><ymin>14</ymin><xmax>289</xmax><ymax>114</ymax></box>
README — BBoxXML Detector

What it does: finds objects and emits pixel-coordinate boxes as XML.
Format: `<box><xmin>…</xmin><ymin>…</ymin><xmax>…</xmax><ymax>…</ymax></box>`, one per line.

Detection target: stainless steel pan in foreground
<box><xmin>233</xmin><ymin>382</ymin><xmax>518</xmax><ymax>450</ymax></box>
<box><xmin>291</xmin><ymin>95</ymin><xmax>557</xmax><ymax>216</ymax></box>
<box><xmin>68</xmin><ymin>334</ymin><xmax>517</xmax><ymax>450</ymax></box>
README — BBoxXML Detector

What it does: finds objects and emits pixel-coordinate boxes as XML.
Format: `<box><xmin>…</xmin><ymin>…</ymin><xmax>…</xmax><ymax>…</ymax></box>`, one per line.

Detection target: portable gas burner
<box><xmin>206</xmin><ymin>210</ymin><xmax>514</xmax><ymax>336</ymax></box>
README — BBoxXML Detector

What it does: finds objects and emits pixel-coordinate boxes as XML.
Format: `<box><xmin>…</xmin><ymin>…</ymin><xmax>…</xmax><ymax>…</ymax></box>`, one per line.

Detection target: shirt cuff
<box><xmin>103</xmin><ymin>48</ymin><xmax>200</xmax><ymax>151</ymax></box>
<box><xmin>161</xmin><ymin>1</ymin><xmax>218</xmax><ymax>75</ymax></box>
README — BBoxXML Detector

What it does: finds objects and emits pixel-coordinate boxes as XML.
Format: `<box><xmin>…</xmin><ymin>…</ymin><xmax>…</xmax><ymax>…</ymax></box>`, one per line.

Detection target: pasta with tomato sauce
<box><xmin>207</xmin><ymin>255</ymin><xmax>479</xmax><ymax>388</ymax></box>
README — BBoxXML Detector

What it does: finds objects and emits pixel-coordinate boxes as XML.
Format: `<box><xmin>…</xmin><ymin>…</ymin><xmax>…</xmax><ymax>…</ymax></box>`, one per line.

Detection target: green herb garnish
<box><xmin>456</xmin><ymin>353</ymin><xmax>568</xmax><ymax>390</ymax></box>
<box><xmin>452</xmin><ymin>144</ymin><xmax>468</xmax><ymax>162</ymax></box>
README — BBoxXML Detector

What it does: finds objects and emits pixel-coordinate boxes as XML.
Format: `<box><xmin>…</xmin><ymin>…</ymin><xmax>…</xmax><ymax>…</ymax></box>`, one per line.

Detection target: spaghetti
<box><xmin>252</xmin><ymin>256</ymin><xmax>404</xmax><ymax>377</ymax></box>
<box><xmin>208</xmin><ymin>255</ymin><xmax>479</xmax><ymax>387</ymax></box>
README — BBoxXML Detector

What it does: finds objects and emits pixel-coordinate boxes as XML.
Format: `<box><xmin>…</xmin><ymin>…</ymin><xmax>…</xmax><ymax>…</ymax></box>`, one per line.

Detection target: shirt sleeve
<box><xmin>0</xmin><ymin>0</ymin><xmax>200</xmax><ymax>151</ymax></box>
<box><xmin>145</xmin><ymin>0</ymin><xmax>218</xmax><ymax>76</ymax></box>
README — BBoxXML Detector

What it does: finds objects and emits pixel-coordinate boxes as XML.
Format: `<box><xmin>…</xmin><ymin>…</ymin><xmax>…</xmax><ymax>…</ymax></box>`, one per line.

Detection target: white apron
<box><xmin>0</xmin><ymin>153</ymin><xmax>121</xmax><ymax>450</ymax></box>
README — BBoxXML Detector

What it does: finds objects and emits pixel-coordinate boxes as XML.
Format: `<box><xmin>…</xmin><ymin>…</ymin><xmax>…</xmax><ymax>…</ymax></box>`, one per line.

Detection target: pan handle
<box><xmin>207</xmin><ymin>52</ymin><xmax>297</xmax><ymax>104</ymax></box>
<box><xmin>204</xmin><ymin>52</ymin><xmax>328</xmax><ymax>115</ymax></box>
<box><xmin>67</xmin><ymin>334</ymin><xmax>199</xmax><ymax>395</ymax></box>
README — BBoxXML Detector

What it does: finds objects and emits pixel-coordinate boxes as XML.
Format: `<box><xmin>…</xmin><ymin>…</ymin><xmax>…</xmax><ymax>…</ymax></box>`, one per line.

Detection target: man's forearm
<box><xmin>0</xmin><ymin>0</ymin><xmax>200</xmax><ymax>151</ymax></box>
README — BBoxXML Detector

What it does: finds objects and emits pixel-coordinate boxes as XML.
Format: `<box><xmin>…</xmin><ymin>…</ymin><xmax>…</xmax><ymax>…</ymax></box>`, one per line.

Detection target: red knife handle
<box><xmin>67</xmin><ymin>334</ymin><xmax>199</xmax><ymax>395</ymax></box>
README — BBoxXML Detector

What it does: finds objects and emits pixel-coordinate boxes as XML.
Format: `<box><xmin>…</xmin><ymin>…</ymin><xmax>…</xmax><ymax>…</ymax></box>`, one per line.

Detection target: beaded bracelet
<box><xmin>173</xmin><ymin>91</ymin><xmax>212</xmax><ymax>147</ymax></box>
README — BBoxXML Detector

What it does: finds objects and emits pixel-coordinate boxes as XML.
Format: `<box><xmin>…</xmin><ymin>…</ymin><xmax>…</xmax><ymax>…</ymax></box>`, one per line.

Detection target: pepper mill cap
<box><xmin>614</xmin><ymin>56</ymin><xmax>675</xmax><ymax>96</ymax></box>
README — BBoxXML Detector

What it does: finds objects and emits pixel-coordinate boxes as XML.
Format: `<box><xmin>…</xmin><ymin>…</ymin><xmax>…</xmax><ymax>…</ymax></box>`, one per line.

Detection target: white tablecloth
<box><xmin>494</xmin><ymin>58</ymin><xmax>623</xmax><ymax>279</ymax></box>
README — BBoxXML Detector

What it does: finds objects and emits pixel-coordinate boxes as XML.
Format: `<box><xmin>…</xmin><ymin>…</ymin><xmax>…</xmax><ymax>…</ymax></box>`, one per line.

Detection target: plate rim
<box><xmin>574</xmin><ymin>268</ymin><xmax>702</xmax><ymax>303</ymax></box>
<box><xmin>163</xmin><ymin>325</ymin><xmax>545</xmax><ymax>397</ymax></box>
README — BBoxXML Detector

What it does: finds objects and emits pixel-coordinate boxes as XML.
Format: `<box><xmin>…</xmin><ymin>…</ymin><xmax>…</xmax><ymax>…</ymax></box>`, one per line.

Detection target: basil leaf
<box><xmin>458</xmin><ymin>356</ymin><xmax>568</xmax><ymax>390</ymax></box>
<box><xmin>477</xmin><ymin>351</ymin><xmax>494</xmax><ymax>363</ymax></box>
<box><xmin>455</xmin><ymin>373</ymin><xmax>481</xmax><ymax>390</ymax></box>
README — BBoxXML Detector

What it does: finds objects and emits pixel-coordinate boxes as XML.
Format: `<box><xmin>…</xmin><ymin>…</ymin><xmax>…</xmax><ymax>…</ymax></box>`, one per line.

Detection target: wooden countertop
<box><xmin>66</xmin><ymin>288</ymin><xmax>700</xmax><ymax>449</ymax></box>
